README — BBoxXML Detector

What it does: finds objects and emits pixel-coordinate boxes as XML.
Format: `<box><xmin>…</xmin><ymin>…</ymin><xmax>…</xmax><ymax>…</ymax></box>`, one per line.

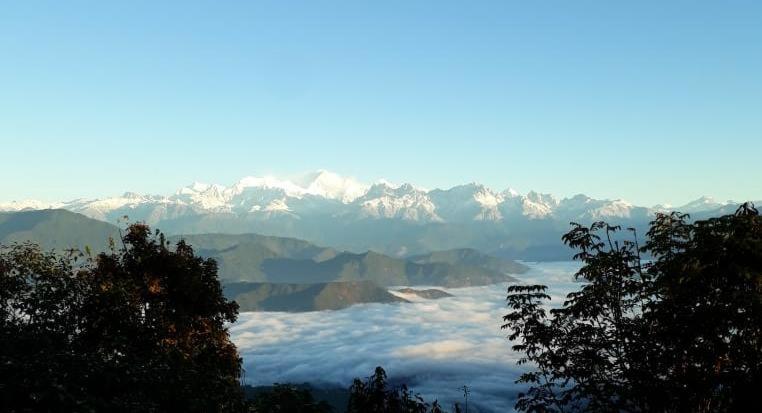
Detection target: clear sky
<box><xmin>1</xmin><ymin>1</ymin><xmax>760</xmax><ymax>206</ymax></box>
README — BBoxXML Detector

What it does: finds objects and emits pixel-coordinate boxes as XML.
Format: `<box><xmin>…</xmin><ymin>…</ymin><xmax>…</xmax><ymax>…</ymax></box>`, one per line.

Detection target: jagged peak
<box><xmin>451</xmin><ymin>182</ymin><xmax>489</xmax><ymax>191</ymax></box>
<box><xmin>363</xmin><ymin>181</ymin><xmax>424</xmax><ymax>198</ymax></box>
<box><xmin>375</xmin><ymin>179</ymin><xmax>400</xmax><ymax>189</ymax></box>
<box><xmin>121</xmin><ymin>192</ymin><xmax>146</xmax><ymax>199</ymax></box>
<box><xmin>675</xmin><ymin>196</ymin><xmax>732</xmax><ymax>213</ymax></box>
<box><xmin>2</xmin><ymin>171</ymin><xmax>748</xmax><ymax>224</ymax></box>
<box><xmin>502</xmin><ymin>188</ymin><xmax>520</xmax><ymax>198</ymax></box>
<box><xmin>299</xmin><ymin>170</ymin><xmax>368</xmax><ymax>202</ymax></box>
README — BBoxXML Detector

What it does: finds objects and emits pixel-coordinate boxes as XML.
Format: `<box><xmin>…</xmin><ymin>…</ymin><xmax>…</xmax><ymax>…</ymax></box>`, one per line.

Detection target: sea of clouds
<box><xmin>230</xmin><ymin>261</ymin><xmax>582</xmax><ymax>413</ymax></box>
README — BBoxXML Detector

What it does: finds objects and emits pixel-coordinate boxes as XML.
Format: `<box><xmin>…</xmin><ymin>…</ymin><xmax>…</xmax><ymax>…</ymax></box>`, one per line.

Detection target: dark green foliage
<box><xmin>502</xmin><ymin>204</ymin><xmax>762</xmax><ymax>412</ymax></box>
<box><xmin>641</xmin><ymin>203</ymin><xmax>762</xmax><ymax>411</ymax></box>
<box><xmin>244</xmin><ymin>384</ymin><xmax>351</xmax><ymax>412</ymax></box>
<box><xmin>249</xmin><ymin>384</ymin><xmax>333</xmax><ymax>413</ymax></box>
<box><xmin>346</xmin><ymin>367</ymin><xmax>446</xmax><ymax>413</ymax></box>
<box><xmin>0</xmin><ymin>223</ymin><xmax>245</xmax><ymax>412</ymax></box>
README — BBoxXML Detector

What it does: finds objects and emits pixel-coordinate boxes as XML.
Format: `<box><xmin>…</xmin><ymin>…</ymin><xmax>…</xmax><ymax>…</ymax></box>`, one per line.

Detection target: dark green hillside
<box><xmin>0</xmin><ymin>209</ymin><xmax>119</xmax><ymax>251</ymax></box>
<box><xmin>262</xmin><ymin>250</ymin><xmax>520</xmax><ymax>287</ymax></box>
<box><xmin>166</xmin><ymin>235</ymin><xmax>526</xmax><ymax>287</ymax></box>
<box><xmin>262</xmin><ymin>251</ymin><xmax>409</xmax><ymax>285</ymax></box>
<box><xmin>169</xmin><ymin>233</ymin><xmax>338</xmax><ymax>282</ymax></box>
<box><xmin>225</xmin><ymin>280</ymin><xmax>407</xmax><ymax>312</ymax></box>
<box><xmin>0</xmin><ymin>212</ymin><xmax>526</xmax><ymax>288</ymax></box>
<box><xmin>171</xmin><ymin>233</ymin><xmax>338</xmax><ymax>261</ymax></box>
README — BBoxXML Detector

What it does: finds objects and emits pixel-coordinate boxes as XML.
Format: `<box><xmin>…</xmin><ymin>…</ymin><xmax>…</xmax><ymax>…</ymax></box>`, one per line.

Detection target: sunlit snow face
<box><xmin>230</xmin><ymin>262</ymin><xmax>581</xmax><ymax>413</ymax></box>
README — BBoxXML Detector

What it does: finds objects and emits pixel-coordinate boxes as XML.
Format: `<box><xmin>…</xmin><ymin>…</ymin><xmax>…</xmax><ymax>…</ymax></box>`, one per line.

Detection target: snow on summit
<box><xmin>0</xmin><ymin>170</ymin><xmax>745</xmax><ymax>225</ymax></box>
<box><xmin>296</xmin><ymin>170</ymin><xmax>369</xmax><ymax>202</ymax></box>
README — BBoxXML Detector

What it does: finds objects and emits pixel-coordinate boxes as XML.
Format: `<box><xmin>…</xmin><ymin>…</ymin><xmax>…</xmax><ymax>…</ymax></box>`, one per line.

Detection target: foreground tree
<box><xmin>503</xmin><ymin>203</ymin><xmax>762</xmax><ymax>412</ymax></box>
<box><xmin>249</xmin><ymin>384</ymin><xmax>333</xmax><ymax>413</ymax></box>
<box><xmin>347</xmin><ymin>366</ymin><xmax>446</xmax><ymax>413</ymax></box>
<box><xmin>0</xmin><ymin>224</ymin><xmax>244</xmax><ymax>412</ymax></box>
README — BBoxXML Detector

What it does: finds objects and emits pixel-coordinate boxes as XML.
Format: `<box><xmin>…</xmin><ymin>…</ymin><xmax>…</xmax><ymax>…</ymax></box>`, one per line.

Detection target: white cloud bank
<box><xmin>230</xmin><ymin>262</ymin><xmax>581</xmax><ymax>413</ymax></box>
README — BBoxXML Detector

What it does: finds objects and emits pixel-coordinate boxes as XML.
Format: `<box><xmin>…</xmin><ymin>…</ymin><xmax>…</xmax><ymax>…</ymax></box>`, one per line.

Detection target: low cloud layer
<box><xmin>231</xmin><ymin>262</ymin><xmax>581</xmax><ymax>412</ymax></box>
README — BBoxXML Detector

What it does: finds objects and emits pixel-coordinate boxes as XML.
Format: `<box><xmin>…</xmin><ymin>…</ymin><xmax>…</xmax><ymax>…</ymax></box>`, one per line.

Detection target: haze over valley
<box><xmin>1</xmin><ymin>170</ymin><xmax>751</xmax><ymax>261</ymax></box>
<box><xmin>231</xmin><ymin>262</ymin><xmax>583</xmax><ymax>412</ymax></box>
<box><xmin>3</xmin><ymin>2</ymin><xmax>760</xmax><ymax>411</ymax></box>
<box><xmin>1</xmin><ymin>184</ymin><xmax>757</xmax><ymax>411</ymax></box>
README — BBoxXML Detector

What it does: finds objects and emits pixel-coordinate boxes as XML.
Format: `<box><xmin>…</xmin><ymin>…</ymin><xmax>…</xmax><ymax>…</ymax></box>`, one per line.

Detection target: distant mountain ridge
<box><xmin>2</xmin><ymin>171</ymin><xmax>755</xmax><ymax>257</ymax></box>
<box><xmin>0</xmin><ymin>209</ymin><xmax>120</xmax><ymax>251</ymax></box>
<box><xmin>225</xmin><ymin>281</ymin><xmax>408</xmax><ymax>312</ymax></box>
<box><xmin>396</xmin><ymin>288</ymin><xmax>453</xmax><ymax>299</ymax></box>
<box><xmin>0</xmin><ymin>209</ymin><xmax>529</xmax><ymax>312</ymax></box>
<box><xmin>172</xmin><ymin>233</ymin><xmax>526</xmax><ymax>287</ymax></box>
<box><xmin>254</xmin><ymin>250</ymin><xmax>523</xmax><ymax>287</ymax></box>
<box><xmin>1</xmin><ymin>171</ymin><xmax>744</xmax><ymax>222</ymax></box>
<box><xmin>409</xmin><ymin>248</ymin><xmax>528</xmax><ymax>275</ymax></box>
<box><xmin>0</xmin><ymin>210</ymin><xmax>527</xmax><ymax>289</ymax></box>
<box><xmin>168</xmin><ymin>233</ymin><xmax>340</xmax><ymax>282</ymax></box>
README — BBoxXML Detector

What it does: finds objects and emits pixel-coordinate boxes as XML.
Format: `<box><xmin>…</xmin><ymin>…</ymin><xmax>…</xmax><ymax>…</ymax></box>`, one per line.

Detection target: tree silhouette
<box><xmin>249</xmin><ymin>384</ymin><xmax>333</xmax><ymax>413</ymax></box>
<box><xmin>0</xmin><ymin>223</ymin><xmax>244</xmax><ymax>412</ymax></box>
<box><xmin>347</xmin><ymin>366</ymin><xmax>445</xmax><ymax>413</ymax></box>
<box><xmin>503</xmin><ymin>204</ymin><xmax>762</xmax><ymax>412</ymax></box>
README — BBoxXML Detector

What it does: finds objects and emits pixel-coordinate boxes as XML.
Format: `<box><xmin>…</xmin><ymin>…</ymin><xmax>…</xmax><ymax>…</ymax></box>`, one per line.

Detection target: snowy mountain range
<box><xmin>0</xmin><ymin>170</ymin><xmax>741</xmax><ymax>223</ymax></box>
<box><xmin>1</xmin><ymin>170</ymin><xmax>752</xmax><ymax>258</ymax></box>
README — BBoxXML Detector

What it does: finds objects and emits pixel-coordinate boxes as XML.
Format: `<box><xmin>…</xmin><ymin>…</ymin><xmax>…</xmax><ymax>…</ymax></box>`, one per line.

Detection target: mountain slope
<box><xmin>0</xmin><ymin>211</ymin><xmax>526</xmax><ymax>287</ymax></box>
<box><xmin>169</xmin><ymin>233</ymin><xmax>338</xmax><ymax>282</ymax></box>
<box><xmin>260</xmin><ymin>250</ymin><xmax>521</xmax><ymax>287</ymax></box>
<box><xmin>225</xmin><ymin>280</ymin><xmax>407</xmax><ymax>312</ymax></box>
<box><xmin>167</xmin><ymin>234</ymin><xmax>528</xmax><ymax>287</ymax></box>
<box><xmin>0</xmin><ymin>209</ymin><xmax>119</xmax><ymax>251</ymax></box>
<box><xmin>4</xmin><ymin>172</ymin><xmax>752</xmax><ymax>260</ymax></box>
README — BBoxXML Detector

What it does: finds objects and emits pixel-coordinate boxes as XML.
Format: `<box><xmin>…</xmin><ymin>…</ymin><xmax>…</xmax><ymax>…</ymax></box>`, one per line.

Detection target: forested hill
<box><xmin>0</xmin><ymin>209</ymin><xmax>119</xmax><ymax>251</ymax></box>
<box><xmin>225</xmin><ymin>281</ymin><xmax>408</xmax><ymax>312</ymax></box>
<box><xmin>0</xmin><ymin>210</ymin><xmax>528</xmax><ymax>289</ymax></box>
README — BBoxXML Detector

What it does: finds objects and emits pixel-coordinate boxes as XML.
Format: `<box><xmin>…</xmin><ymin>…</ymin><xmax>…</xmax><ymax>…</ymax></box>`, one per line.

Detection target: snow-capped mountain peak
<box><xmin>502</xmin><ymin>188</ymin><xmax>520</xmax><ymax>198</ymax></box>
<box><xmin>375</xmin><ymin>179</ymin><xmax>401</xmax><ymax>189</ymax></box>
<box><xmin>677</xmin><ymin>196</ymin><xmax>731</xmax><ymax>213</ymax></box>
<box><xmin>357</xmin><ymin>180</ymin><xmax>439</xmax><ymax>221</ymax></box>
<box><xmin>298</xmin><ymin>170</ymin><xmax>368</xmax><ymax>202</ymax></box>
<box><xmin>515</xmin><ymin>191</ymin><xmax>557</xmax><ymax>219</ymax></box>
<box><xmin>1</xmin><ymin>171</ymin><xmax>748</xmax><ymax>228</ymax></box>
<box><xmin>232</xmin><ymin>176</ymin><xmax>305</xmax><ymax>198</ymax></box>
<box><xmin>179</xmin><ymin>182</ymin><xmax>213</xmax><ymax>194</ymax></box>
<box><xmin>0</xmin><ymin>199</ymin><xmax>61</xmax><ymax>212</ymax></box>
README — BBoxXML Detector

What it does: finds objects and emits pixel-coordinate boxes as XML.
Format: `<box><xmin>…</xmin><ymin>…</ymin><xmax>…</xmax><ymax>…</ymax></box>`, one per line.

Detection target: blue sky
<box><xmin>1</xmin><ymin>1</ymin><xmax>760</xmax><ymax>206</ymax></box>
